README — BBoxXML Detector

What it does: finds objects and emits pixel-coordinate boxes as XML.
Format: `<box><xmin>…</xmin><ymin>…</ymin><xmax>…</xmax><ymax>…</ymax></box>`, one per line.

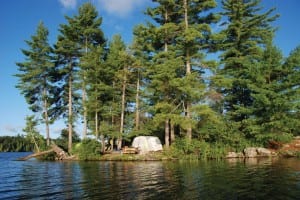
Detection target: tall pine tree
<box><xmin>214</xmin><ymin>0</ymin><xmax>278</xmax><ymax>139</ymax></box>
<box><xmin>16</xmin><ymin>22</ymin><xmax>58</xmax><ymax>146</ymax></box>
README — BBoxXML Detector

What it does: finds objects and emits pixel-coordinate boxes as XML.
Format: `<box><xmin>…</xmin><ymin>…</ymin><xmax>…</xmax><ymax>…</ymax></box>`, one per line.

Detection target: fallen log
<box><xmin>17</xmin><ymin>143</ymin><xmax>74</xmax><ymax>161</ymax></box>
<box><xmin>17</xmin><ymin>149</ymin><xmax>55</xmax><ymax>161</ymax></box>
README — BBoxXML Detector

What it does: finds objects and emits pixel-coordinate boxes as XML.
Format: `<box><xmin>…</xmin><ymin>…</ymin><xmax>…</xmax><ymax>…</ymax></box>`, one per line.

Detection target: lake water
<box><xmin>0</xmin><ymin>152</ymin><xmax>300</xmax><ymax>200</ymax></box>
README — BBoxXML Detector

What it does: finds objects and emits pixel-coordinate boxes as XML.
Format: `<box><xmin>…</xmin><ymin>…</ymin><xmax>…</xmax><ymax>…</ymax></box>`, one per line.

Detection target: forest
<box><xmin>15</xmin><ymin>0</ymin><xmax>300</xmax><ymax>158</ymax></box>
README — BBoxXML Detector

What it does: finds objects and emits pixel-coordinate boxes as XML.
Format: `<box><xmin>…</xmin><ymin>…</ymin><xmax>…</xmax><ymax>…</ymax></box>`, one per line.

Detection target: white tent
<box><xmin>132</xmin><ymin>136</ymin><xmax>163</xmax><ymax>154</ymax></box>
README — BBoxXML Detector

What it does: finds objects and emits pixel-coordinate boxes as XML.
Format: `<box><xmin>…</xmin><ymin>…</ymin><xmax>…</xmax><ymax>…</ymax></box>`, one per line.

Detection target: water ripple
<box><xmin>1</xmin><ymin>153</ymin><xmax>300</xmax><ymax>199</ymax></box>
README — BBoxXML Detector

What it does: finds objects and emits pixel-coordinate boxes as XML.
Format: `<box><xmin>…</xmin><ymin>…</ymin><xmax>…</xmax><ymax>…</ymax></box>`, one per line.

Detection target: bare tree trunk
<box><xmin>31</xmin><ymin>130</ymin><xmax>40</xmax><ymax>153</ymax></box>
<box><xmin>163</xmin><ymin>8</ymin><xmax>171</xmax><ymax>147</ymax></box>
<box><xmin>165</xmin><ymin>119</ymin><xmax>170</xmax><ymax>148</ymax></box>
<box><xmin>111</xmin><ymin>82</ymin><xmax>115</xmax><ymax>151</ymax></box>
<box><xmin>184</xmin><ymin>0</ymin><xmax>192</xmax><ymax>141</ymax></box>
<box><xmin>43</xmin><ymin>87</ymin><xmax>50</xmax><ymax>146</ymax></box>
<box><xmin>170</xmin><ymin>122</ymin><xmax>175</xmax><ymax>144</ymax></box>
<box><xmin>82</xmin><ymin>38</ymin><xmax>88</xmax><ymax>139</ymax></box>
<box><xmin>95</xmin><ymin>112</ymin><xmax>99</xmax><ymax>139</ymax></box>
<box><xmin>82</xmin><ymin>87</ymin><xmax>87</xmax><ymax>138</ymax></box>
<box><xmin>119</xmin><ymin>67</ymin><xmax>127</xmax><ymax>150</ymax></box>
<box><xmin>68</xmin><ymin>73</ymin><xmax>73</xmax><ymax>153</ymax></box>
<box><xmin>135</xmin><ymin>72</ymin><xmax>140</xmax><ymax>130</ymax></box>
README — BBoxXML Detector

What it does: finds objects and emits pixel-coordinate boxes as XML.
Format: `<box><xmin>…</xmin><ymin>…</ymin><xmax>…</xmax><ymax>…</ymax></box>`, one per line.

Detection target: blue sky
<box><xmin>0</xmin><ymin>0</ymin><xmax>300</xmax><ymax>138</ymax></box>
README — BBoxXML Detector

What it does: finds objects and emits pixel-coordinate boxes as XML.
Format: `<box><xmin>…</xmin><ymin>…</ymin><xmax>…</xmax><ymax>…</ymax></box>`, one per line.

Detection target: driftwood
<box><xmin>17</xmin><ymin>143</ymin><xmax>74</xmax><ymax>161</ymax></box>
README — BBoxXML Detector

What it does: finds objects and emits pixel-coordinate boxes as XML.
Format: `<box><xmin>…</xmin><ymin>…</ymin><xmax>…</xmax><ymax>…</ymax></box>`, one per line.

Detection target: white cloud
<box><xmin>59</xmin><ymin>0</ymin><xmax>77</xmax><ymax>9</ymax></box>
<box><xmin>97</xmin><ymin>0</ymin><xmax>147</xmax><ymax>17</ymax></box>
<box><xmin>3</xmin><ymin>125</ymin><xmax>21</xmax><ymax>134</ymax></box>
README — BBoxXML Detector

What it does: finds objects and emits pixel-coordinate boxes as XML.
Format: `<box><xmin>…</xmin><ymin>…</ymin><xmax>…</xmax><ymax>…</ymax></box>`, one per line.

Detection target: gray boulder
<box><xmin>226</xmin><ymin>152</ymin><xmax>244</xmax><ymax>158</ymax></box>
<box><xmin>256</xmin><ymin>147</ymin><xmax>272</xmax><ymax>157</ymax></box>
<box><xmin>244</xmin><ymin>147</ymin><xmax>258</xmax><ymax>158</ymax></box>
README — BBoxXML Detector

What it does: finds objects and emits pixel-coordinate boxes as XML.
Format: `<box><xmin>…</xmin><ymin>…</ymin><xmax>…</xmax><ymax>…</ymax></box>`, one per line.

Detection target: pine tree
<box><xmin>23</xmin><ymin>115</ymin><xmax>44</xmax><ymax>152</ymax></box>
<box><xmin>214</xmin><ymin>0</ymin><xmax>278</xmax><ymax>138</ymax></box>
<box><xmin>281</xmin><ymin>46</ymin><xmax>300</xmax><ymax>135</ymax></box>
<box><xmin>145</xmin><ymin>0</ymin><xmax>182</xmax><ymax>147</ymax></box>
<box><xmin>54</xmin><ymin>19</ymin><xmax>81</xmax><ymax>153</ymax></box>
<box><xmin>249</xmin><ymin>42</ymin><xmax>287</xmax><ymax>141</ymax></box>
<box><xmin>170</xmin><ymin>0</ymin><xmax>218</xmax><ymax>141</ymax></box>
<box><xmin>144</xmin><ymin>0</ymin><xmax>218</xmax><ymax>145</ymax></box>
<box><xmin>71</xmin><ymin>2</ymin><xmax>105</xmax><ymax>138</ymax></box>
<box><xmin>16</xmin><ymin>22</ymin><xmax>57</xmax><ymax>146</ymax></box>
<box><xmin>105</xmin><ymin>35</ymin><xmax>134</xmax><ymax>150</ymax></box>
<box><xmin>130</xmin><ymin>27</ymin><xmax>152</xmax><ymax>133</ymax></box>
<box><xmin>83</xmin><ymin>45</ymin><xmax>111</xmax><ymax>151</ymax></box>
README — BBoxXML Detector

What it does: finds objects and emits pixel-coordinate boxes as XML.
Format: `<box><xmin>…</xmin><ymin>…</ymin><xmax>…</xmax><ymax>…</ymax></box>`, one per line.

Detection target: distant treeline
<box><xmin>0</xmin><ymin>135</ymin><xmax>34</xmax><ymax>152</ymax></box>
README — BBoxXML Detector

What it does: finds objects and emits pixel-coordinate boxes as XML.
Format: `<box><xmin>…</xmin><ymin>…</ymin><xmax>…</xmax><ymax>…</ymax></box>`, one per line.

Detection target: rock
<box><xmin>236</xmin><ymin>152</ymin><xmax>245</xmax><ymax>158</ymax></box>
<box><xmin>244</xmin><ymin>147</ymin><xmax>258</xmax><ymax>158</ymax></box>
<box><xmin>226</xmin><ymin>152</ymin><xmax>245</xmax><ymax>158</ymax></box>
<box><xmin>226</xmin><ymin>152</ymin><xmax>241</xmax><ymax>158</ymax></box>
<box><xmin>294</xmin><ymin>143</ymin><xmax>300</xmax><ymax>148</ymax></box>
<box><xmin>256</xmin><ymin>147</ymin><xmax>272</xmax><ymax>157</ymax></box>
<box><xmin>281</xmin><ymin>150</ymin><xmax>296</xmax><ymax>157</ymax></box>
<box><xmin>294</xmin><ymin>136</ymin><xmax>300</xmax><ymax>140</ymax></box>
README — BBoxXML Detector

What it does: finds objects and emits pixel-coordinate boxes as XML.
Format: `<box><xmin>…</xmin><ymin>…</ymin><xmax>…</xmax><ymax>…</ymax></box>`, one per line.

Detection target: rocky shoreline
<box><xmin>226</xmin><ymin>137</ymin><xmax>300</xmax><ymax>158</ymax></box>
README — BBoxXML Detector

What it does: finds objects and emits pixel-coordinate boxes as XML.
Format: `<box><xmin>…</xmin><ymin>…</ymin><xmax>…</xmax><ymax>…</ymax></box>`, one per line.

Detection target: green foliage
<box><xmin>13</xmin><ymin>0</ymin><xmax>300</xmax><ymax>160</ymax></box>
<box><xmin>255</xmin><ymin>133</ymin><xmax>293</xmax><ymax>147</ymax></box>
<box><xmin>0</xmin><ymin>135</ymin><xmax>34</xmax><ymax>152</ymax></box>
<box><xmin>23</xmin><ymin>115</ymin><xmax>47</xmax><ymax>152</ymax></box>
<box><xmin>55</xmin><ymin>128</ymin><xmax>80</xmax><ymax>152</ymax></box>
<box><xmin>169</xmin><ymin>138</ymin><xmax>228</xmax><ymax>160</ymax></box>
<box><xmin>73</xmin><ymin>138</ymin><xmax>102</xmax><ymax>160</ymax></box>
<box><xmin>15</xmin><ymin>22</ymin><xmax>58</xmax><ymax>144</ymax></box>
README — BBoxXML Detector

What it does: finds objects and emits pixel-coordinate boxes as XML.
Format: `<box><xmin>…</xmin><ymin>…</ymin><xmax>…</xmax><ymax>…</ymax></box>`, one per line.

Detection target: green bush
<box><xmin>72</xmin><ymin>138</ymin><xmax>102</xmax><ymax>160</ymax></box>
<box><xmin>169</xmin><ymin>138</ymin><xmax>228</xmax><ymax>160</ymax></box>
<box><xmin>255</xmin><ymin>133</ymin><xmax>293</xmax><ymax>147</ymax></box>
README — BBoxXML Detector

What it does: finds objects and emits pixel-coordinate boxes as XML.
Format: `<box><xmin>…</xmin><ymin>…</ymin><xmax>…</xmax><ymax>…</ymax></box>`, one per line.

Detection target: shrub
<box><xmin>255</xmin><ymin>133</ymin><xmax>293</xmax><ymax>147</ymax></box>
<box><xmin>169</xmin><ymin>138</ymin><xmax>228</xmax><ymax>160</ymax></box>
<box><xmin>72</xmin><ymin>138</ymin><xmax>102</xmax><ymax>160</ymax></box>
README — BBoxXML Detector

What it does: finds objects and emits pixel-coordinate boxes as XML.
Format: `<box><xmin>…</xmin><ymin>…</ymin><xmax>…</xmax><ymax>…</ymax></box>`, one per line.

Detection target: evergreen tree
<box><xmin>177</xmin><ymin>0</ymin><xmax>219</xmax><ymax>140</ymax></box>
<box><xmin>130</xmin><ymin>27</ymin><xmax>152</xmax><ymax>133</ymax></box>
<box><xmin>281</xmin><ymin>46</ymin><xmax>300</xmax><ymax>135</ymax></box>
<box><xmin>54</xmin><ymin>18</ymin><xmax>81</xmax><ymax>153</ymax></box>
<box><xmin>248</xmin><ymin>42</ymin><xmax>289</xmax><ymax>142</ymax></box>
<box><xmin>105</xmin><ymin>35</ymin><xmax>134</xmax><ymax>150</ymax></box>
<box><xmin>23</xmin><ymin>115</ymin><xmax>45</xmax><ymax>152</ymax></box>
<box><xmin>54</xmin><ymin>3</ymin><xmax>105</xmax><ymax>151</ymax></box>
<box><xmin>214</xmin><ymin>0</ymin><xmax>278</xmax><ymax>138</ymax></box>
<box><xmin>145</xmin><ymin>0</ymin><xmax>182</xmax><ymax>147</ymax></box>
<box><xmin>82</xmin><ymin>45</ymin><xmax>110</xmax><ymax>151</ymax></box>
<box><xmin>71</xmin><ymin>2</ymin><xmax>105</xmax><ymax>138</ymax></box>
<box><xmin>16</xmin><ymin>22</ymin><xmax>58</xmax><ymax>146</ymax></box>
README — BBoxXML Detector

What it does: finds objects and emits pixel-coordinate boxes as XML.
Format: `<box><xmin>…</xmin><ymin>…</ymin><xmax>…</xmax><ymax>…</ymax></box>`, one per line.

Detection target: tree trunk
<box><xmin>43</xmin><ymin>87</ymin><xmax>50</xmax><ymax>146</ymax></box>
<box><xmin>184</xmin><ymin>0</ymin><xmax>192</xmax><ymax>141</ymax></box>
<box><xmin>95</xmin><ymin>112</ymin><xmax>99</xmax><ymax>139</ymax></box>
<box><xmin>163</xmin><ymin>8</ymin><xmax>171</xmax><ymax>147</ymax></box>
<box><xmin>82</xmin><ymin>37</ymin><xmax>88</xmax><ymax>139</ymax></box>
<box><xmin>111</xmin><ymin>81</ymin><xmax>115</xmax><ymax>151</ymax></box>
<box><xmin>135</xmin><ymin>72</ymin><xmax>140</xmax><ymax>130</ymax></box>
<box><xmin>186</xmin><ymin>102</ymin><xmax>192</xmax><ymax>140</ymax></box>
<box><xmin>119</xmin><ymin>67</ymin><xmax>127</xmax><ymax>150</ymax></box>
<box><xmin>165</xmin><ymin>119</ymin><xmax>170</xmax><ymax>148</ymax></box>
<box><xmin>82</xmin><ymin>87</ymin><xmax>87</xmax><ymax>139</ymax></box>
<box><xmin>31</xmin><ymin>130</ymin><xmax>40</xmax><ymax>153</ymax></box>
<box><xmin>18</xmin><ymin>143</ymin><xmax>74</xmax><ymax>161</ymax></box>
<box><xmin>170</xmin><ymin>122</ymin><xmax>175</xmax><ymax>144</ymax></box>
<box><xmin>68</xmin><ymin>72</ymin><xmax>73</xmax><ymax>153</ymax></box>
